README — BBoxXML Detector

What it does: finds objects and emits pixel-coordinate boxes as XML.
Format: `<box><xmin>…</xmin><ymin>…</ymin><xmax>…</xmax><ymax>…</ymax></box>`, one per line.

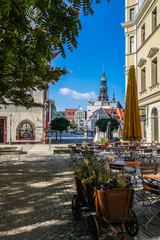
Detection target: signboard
<box><xmin>37</xmin><ymin>126</ymin><xmax>43</xmax><ymax>128</ymax></box>
<box><xmin>140</xmin><ymin>108</ymin><xmax>146</xmax><ymax>122</ymax></box>
<box><xmin>140</xmin><ymin>109</ymin><xmax>146</xmax><ymax>117</ymax></box>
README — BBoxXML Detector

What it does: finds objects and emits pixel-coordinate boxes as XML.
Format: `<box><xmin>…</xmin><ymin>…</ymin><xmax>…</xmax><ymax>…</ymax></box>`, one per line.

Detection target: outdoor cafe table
<box><xmin>134</xmin><ymin>148</ymin><xmax>149</xmax><ymax>155</ymax></box>
<box><xmin>144</xmin><ymin>174</ymin><xmax>160</xmax><ymax>193</ymax></box>
<box><xmin>110</xmin><ymin>161</ymin><xmax>141</xmax><ymax>183</ymax></box>
<box><xmin>110</xmin><ymin>161</ymin><xmax>141</xmax><ymax>168</ymax></box>
<box><xmin>144</xmin><ymin>174</ymin><xmax>160</xmax><ymax>183</ymax></box>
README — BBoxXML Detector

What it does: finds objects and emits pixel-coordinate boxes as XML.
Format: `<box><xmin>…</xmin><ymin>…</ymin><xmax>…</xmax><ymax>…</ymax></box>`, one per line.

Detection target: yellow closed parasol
<box><xmin>123</xmin><ymin>65</ymin><xmax>142</xmax><ymax>142</ymax></box>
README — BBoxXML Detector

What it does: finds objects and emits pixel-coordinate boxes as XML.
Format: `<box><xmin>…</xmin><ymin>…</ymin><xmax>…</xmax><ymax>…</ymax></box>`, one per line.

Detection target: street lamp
<box><xmin>9</xmin><ymin>114</ymin><xmax>12</xmax><ymax>145</ymax></box>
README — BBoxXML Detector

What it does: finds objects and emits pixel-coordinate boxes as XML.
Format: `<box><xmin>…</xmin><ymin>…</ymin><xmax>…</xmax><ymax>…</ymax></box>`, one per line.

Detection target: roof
<box><xmin>104</xmin><ymin>108</ymin><xmax>124</xmax><ymax>121</ymax></box>
<box><xmin>65</xmin><ymin>109</ymin><xmax>77</xmax><ymax>115</ymax></box>
<box><xmin>87</xmin><ymin>108</ymin><xmax>124</xmax><ymax>122</ymax></box>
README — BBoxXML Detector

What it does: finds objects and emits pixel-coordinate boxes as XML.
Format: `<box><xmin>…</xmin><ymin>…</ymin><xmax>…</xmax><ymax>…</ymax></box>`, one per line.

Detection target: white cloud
<box><xmin>59</xmin><ymin>88</ymin><xmax>97</xmax><ymax>100</ymax></box>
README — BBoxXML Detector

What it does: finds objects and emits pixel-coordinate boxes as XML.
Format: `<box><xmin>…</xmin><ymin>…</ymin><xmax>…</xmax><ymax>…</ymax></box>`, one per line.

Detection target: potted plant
<box><xmin>73</xmin><ymin>156</ymin><xmax>138</xmax><ymax>237</ymax></box>
<box><xmin>73</xmin><ymin>156</ymin><xmax>126</xmax><ymax>209</ymax></box>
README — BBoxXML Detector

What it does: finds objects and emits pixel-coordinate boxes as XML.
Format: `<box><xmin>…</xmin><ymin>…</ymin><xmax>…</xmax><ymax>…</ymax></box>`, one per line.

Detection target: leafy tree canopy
<box><xmin>96</xmin><ymin>118</ymin><xmax>120</xmax><ymax>132</ymax></box>
<box><xmin>50</xmin><ymin>117</ymin><xmax>70</xmax><ymax>132</ymax></box>
<box><xmin>96</xmin><ymin>118</ymin><xmax>108</xmax><ymax>132</ymax></box>
<box><xmin>0</xmin><ymin>0</ymin><xmax>104</xmax><ymax>108</ymax></box>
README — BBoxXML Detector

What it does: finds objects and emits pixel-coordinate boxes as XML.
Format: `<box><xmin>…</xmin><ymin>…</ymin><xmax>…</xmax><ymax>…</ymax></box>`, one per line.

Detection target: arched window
<box><xmin>16</xmin><ymin>120</ymin><xmax>35</xmax><ymax>141</ymax></box>
<box><xmin>19</xmin><ymin>122</ymin><xmax>33</xmax><ymax>138</ymax></box>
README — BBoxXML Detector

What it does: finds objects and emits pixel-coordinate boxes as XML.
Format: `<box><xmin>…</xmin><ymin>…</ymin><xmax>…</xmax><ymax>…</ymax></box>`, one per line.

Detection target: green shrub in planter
<box><xmin>73</xmin><ymin>156</ymin><xmax>126</xmax><ymax>190</ymax></box>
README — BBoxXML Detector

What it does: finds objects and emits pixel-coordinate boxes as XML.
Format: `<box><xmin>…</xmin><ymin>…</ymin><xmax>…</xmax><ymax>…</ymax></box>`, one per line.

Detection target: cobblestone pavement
<box><xmin>0</xmin><ymin>149</ymin><xmax>160</xmax><ymax>240</ymax></box>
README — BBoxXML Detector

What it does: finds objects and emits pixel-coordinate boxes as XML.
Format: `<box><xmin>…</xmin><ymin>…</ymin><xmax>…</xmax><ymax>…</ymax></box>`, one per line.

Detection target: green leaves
<box><xmin>50</xmin><ymin>117</ymin><xmax>70</xmax><ymax>132</ymax></box>
<box><xmin>96</xmin><ymin>118</ymin><xmax>120</xmax><ymax>133</ymax></box>
<box><xmin>0</xmin><ymin>0</ymin><xmax>104</xmax><ymax>107</ymax></box>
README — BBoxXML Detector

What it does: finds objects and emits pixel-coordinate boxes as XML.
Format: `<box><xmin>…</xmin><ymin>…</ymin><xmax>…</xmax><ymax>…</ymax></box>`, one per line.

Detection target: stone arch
<box><xmin>151</xmin><ymin>107</ymin><xmax>159</xmax><ymax>142</ymax></box>
<box><xmin>16</xmin><ymin>119</ymin><xmax>36</xmax><ymax>140</ymax></box>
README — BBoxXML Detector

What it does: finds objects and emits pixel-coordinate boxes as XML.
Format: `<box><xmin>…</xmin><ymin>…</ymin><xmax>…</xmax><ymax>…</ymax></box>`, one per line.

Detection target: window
<box><xmin>130</xmin><ymin>36</ymin><xmax>134</xmax><ymax>53</ymax></box>
<box><xmin>141</xmin><ymin>24</ymin><xmax>145</xmax><ymax>44</ymax></box>
<box><xmin>141</xmin><ymin>67</ymin><xmax>146</xmax><ymax>91</ymax></box>
<box><xmin>151</xmin><ymin>57</ymin><xmax>157</xmax><ymax>85</ymax></box>
<box><xmin>26</xmin><ymin>89</ymin><xmax>31</xmax><ymax>95</ymax></box>
<box><xmin>19</xmin><ymin>123</ymin><xmax>33</xmax><ymax>138</ymax></box>
<box><xmin>130</xmin><ymin>8</ymin><xmax>134</xmax><ymax>20</ymax></box>
<box><xmin>152</xmin><ymin>8</ymin><xmax>157</xmax><ymax>31</ymax></box>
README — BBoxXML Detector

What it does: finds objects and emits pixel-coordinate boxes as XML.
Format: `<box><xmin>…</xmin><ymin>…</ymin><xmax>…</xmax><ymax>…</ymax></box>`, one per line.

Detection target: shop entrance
<box><xmin>0</xmin><ymin>119</ymin><xmax>4</xmax><ymax>143</ymax></box>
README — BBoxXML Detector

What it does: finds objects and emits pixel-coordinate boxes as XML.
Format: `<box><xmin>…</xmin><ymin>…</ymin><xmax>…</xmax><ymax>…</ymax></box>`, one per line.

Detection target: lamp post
<box><xmin>9</xmin><ymin>114</ymin><xmax>12</xmax><ymax>145</ymax></box>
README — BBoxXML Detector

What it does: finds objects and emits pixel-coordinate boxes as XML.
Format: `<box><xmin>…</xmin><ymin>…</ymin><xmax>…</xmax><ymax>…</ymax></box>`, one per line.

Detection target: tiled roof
<box><xmin>87</xmin><ymin>108</ymin><xmax>124</xmax><ymax>122</ymax></box>
<box><xmin>65</xmin><ymin>109</ymin><xmax>77</xmax><ymax>115</ymax></box>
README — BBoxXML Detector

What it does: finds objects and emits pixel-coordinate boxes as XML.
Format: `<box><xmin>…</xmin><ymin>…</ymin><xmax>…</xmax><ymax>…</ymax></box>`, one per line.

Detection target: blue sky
<box><xmin>49</xmin><ymin>0</ymin><xmax>125</xmax><ymax>111</ymax></box>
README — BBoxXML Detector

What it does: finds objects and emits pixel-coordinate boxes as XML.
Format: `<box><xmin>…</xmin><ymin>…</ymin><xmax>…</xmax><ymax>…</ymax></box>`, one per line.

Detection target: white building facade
<box><xmin>121</xmin><ymin>0</ymin><xmax>160</xmax><ymax>142</ymax></box>
<box><xmin>75</xmin><ymin>106</ymin><xmax>86</xmax><ymax>130</ymax></box>
<box><xmin>0</xmin><ymin>89</ymin><xmax>49</xmax><ymax>144</ymax></box>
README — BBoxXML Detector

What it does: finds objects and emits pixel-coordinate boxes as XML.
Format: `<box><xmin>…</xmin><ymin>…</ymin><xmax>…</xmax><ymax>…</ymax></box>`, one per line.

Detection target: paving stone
<box><xmin>0</xmin><ymin>149</ymin><xmax>159</xmax><ymax>240</ymax></box>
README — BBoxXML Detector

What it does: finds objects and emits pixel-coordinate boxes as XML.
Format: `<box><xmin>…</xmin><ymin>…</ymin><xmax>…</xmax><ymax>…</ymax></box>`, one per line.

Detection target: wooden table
<box><xmin>134</xmin><ymin>148</ymin><xmax>147</xmax><ymax>152</ymax></box>
<box><xmin>110</xmin><ymin>161</ymin><xmax>141</xmax><ymax>168</ymax></box>
<box><xmin>144</xmin><ymin>174</ymin><xmax>160</xmax><ymax>183</ymax></box>
<box><xmin>110</xmin><ymin>161</ymin><xmax>141</xmax><ymax>185</ymax></box>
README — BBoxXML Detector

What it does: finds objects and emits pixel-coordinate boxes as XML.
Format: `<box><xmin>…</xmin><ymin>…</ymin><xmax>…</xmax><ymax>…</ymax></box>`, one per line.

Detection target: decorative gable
<box><xmin>147</xmin><ymin>48</ymin><xmax>159</xmax><ymax>58</ymax></box>
<box><xmin>137</xmin><ymin>58</ymin><xmax>146</xmax><ymax>67</ymax></box>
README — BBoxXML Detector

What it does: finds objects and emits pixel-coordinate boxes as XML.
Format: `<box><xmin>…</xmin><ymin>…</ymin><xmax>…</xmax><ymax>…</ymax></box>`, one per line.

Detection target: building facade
<box><xmin>0</xmin><ymin>89</ymin><xmax>49</xmax><ymax>144</ymax></box>
<box><xmin>65</xmin><ymin>107</ymin><xmax>86</xmax><ymax>130</ymax></box>
<box><xmin>65</xmin><ymin>109</ymin><xmax>77</xmax><ymax>122</ymax></box>
<box><xmin>74</xmin><ymin>106</ymin><xmax>86</xmax><ymax>130</ymax></box>
<box><xmin>56</xmin><ymin>111</ymin><xmax>65</xmax><ymax>117</ymax></box>
<box><xmin>48</xmin><ymin>99</ymin><xmax>56</xmax><ymax>123</ymax></box>
<box><xmin>87</xmin><ymin>107</ymin><xmax>124</xmax><ymax>131</ymax></box>
<box><xmin>122</xmin><ymin>0</ymin><xmax>160</xmax><ymax>142</ymax></box>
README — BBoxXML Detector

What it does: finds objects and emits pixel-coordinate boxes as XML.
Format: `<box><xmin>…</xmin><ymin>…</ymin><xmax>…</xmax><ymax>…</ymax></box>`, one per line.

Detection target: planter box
<box><xmin>74</xmin><ymin>177</ymin><xmax>134</xmax><ymax>223</ymax></box>
<box><xmin>74</xmin><ymin>177</ymin><xmax>95</xmax><ymax>210</ymax></box>
<box><xmin>94</xmin><ymin>188</ymin><xmax>134</xmax><ymax>224</ymax></box>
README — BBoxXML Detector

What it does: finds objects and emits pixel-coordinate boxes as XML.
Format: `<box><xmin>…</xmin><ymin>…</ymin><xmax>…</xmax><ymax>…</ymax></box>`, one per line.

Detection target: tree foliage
<box><xmin>0</xmin><ymin>0</ymin><xmax>104</xmax><ymax>107</ymax></box>
<box><xmin>50</xmin><ymin>117</ymin><xmax>70</xmax><ymax>142</ymax></box>
<box><xmin>96</xmin><ymin>118</ymin><xmax>120</xmax><ymax>132</ymax></box>
<box><xmin>50</xmin><ymin>117</ymin><xmax>70</xmax><ymax>132</ymax></box>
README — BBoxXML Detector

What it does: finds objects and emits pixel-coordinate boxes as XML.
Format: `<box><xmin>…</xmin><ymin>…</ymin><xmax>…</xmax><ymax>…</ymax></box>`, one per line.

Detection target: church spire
<box><xmin>98</xmin><ymin>66</ymin><xmax>108</xmax><ymax>101</ymax></box>
<box><xmin>112</xmin><ymin>87</ymin><xmax>115</xmax><ymax>101</ymax></box>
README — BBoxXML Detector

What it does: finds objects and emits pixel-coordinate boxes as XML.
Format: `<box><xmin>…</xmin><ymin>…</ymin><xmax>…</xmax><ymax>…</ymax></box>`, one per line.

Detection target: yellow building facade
<box><xmin>122</xmin><ymin>0</ymin><xmax>160</xmax><ymax>142</ymax></box>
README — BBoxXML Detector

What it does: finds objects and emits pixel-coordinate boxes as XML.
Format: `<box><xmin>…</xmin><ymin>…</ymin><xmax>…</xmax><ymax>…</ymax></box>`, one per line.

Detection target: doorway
<box><xmin>0</xmin><ymin>119</ymin><xmax>4</xmax><ymax>143</ymax></box>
